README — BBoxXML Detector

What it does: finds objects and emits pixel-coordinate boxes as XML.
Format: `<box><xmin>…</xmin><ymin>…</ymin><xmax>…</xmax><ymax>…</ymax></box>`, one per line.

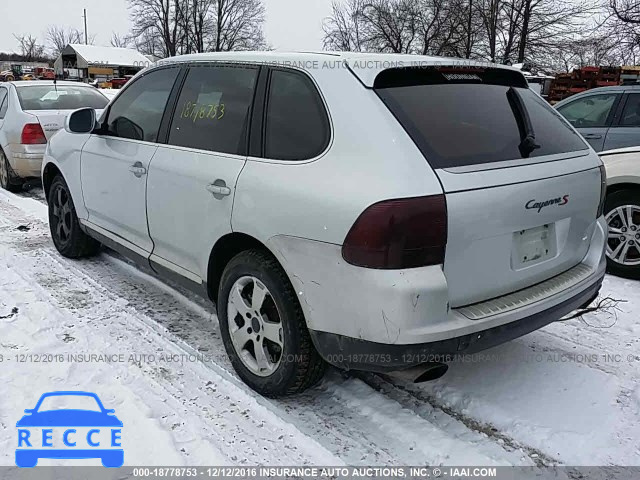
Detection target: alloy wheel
<box><xmin>227</xmin><ymin>276</ymin><xmax>284</xmax><ymax>377</ymax></box>
<box><xmin>605</xmin><ymin>204</ymin><xmax>640</xmax><ymax>267</ymax></box>
<box><xmin>51</xmin><ymin>184</ymin><xmax>73</xmax><ymax>247</ymax></box>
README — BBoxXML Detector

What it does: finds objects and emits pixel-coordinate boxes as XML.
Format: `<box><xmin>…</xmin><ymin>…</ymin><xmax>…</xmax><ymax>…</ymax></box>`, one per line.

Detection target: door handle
<box><xmin>206</xmin><ymin>181</ymin><xmax>231</xmax><ymax>197</ymax></box>
<box><xmin>583</xmin><ymin>134</ymin><xmax>602</xmax><ymax>139</ymax></box>
<box><xmin>128</xmin><ymin>161</ymin><xmax>147</xmax><ymax>177</ymax></box>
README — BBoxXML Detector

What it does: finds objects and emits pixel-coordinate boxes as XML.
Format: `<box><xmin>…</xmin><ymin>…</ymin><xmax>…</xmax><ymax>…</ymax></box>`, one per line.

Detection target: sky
<box><xmin>0</xmin><ymin>0</ymin><xmax>333</xmax><ymax>54</ymax></box>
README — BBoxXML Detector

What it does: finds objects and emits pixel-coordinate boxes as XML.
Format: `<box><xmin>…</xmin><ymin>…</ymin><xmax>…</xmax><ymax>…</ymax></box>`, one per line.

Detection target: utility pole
<box><xmin>83</xmin><ymin>9</ymin><xmax>88</xmax><ymax>44</ymax></box>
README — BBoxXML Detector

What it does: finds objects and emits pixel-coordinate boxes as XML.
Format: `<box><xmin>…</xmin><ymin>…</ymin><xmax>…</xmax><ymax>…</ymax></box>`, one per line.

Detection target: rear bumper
<box><xmin>7</xmin><ymin>144</ymin><xmax>45</xmax><ymax>178</ymax></box>
<box><xmin>270</xmin><ymin>216</ymin><xmax>607</xmax><ymax>372</ymax></box>
<box><xmin>309</xmin><ymin>273</ymin><xmax>603</xmax><ymax>372</ymax></box>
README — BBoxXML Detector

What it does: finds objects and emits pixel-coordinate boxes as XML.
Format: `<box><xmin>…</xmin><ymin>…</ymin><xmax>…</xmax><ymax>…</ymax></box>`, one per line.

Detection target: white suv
<box><xmin>42</xmin><ymin>52</ymin><xmax>607</xmax><ymax>396</ymax></box>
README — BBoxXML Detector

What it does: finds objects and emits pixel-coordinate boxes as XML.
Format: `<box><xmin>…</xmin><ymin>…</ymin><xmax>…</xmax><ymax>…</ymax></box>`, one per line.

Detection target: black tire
<box><xmin>48</xmin><ymin>175</ymin><xmax>100</xmax><ymax>258</ymax></box>
<box><xmin>604</xmin><ymin>189</ymin><xmax>640</xmax><ymax>280</ymax></box>
<box><xmin>218</xmin><ymin>249</ymin><xmax>326</xmax><ymax>397</ymax></box>
<box><xmin>0</xmin><ymin>149</ymin><xmax>24</xmax><ymax>193</ymax></box>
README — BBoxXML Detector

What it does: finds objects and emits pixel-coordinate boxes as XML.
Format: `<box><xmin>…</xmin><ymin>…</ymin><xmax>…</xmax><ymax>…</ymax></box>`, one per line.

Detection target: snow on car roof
<box><xmin>68</xmin><ymin>44</ymin><xmax>150</xmax><ymax>68</ymax></box>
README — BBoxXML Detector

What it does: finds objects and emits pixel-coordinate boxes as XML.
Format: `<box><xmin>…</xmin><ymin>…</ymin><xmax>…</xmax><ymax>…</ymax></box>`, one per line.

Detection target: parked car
<box><xmin>554</xmin><ymin>85</ymin><xmax>640</xmax><ymax>152</ymax></box>
<box><xmin>42</xmin><ymin>52</ymin><xmax>607</xmax><ymax>396</ymax></box>
<box><xmin>598</xmin><ymin>147</ymin><xmax>640</xmax><ymax>278</ymax></box>
<box><xmin>0</xmin><ymin>81</ymin><xmax>109</xmax><ymax>191</ymax></box>
<box><xmin>98</xmin><ymin>88</ymin><xmax>118</xmax><ymax>101</ymax></box>
<box><xmin>34</xmin><ymin>67</ymin><xmax>55</xmax><ymax>80</ymax></box>
<box><xmin>109</xmin><ymin>77</ymin><xmax>132</xmax><ymax>89</ymax></box>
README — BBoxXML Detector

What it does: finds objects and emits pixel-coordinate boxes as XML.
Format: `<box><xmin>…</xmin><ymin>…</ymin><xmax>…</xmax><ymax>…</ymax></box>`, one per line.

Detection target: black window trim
<box><xmin>95</xmin><ymin>64</ymin><xmax>183</xmax><ymax>144</ymax></box>
<box><xmin>611</xmin><ymin>91</ymin><xmax>640</xmax><ymax>128</ymax></box>
<box><xmin>254</xmin><ymin>66</ymin><xmax>332</xmax><ymax>162</ymax></box>
<box><xmin>0</xmin><ymin>87</ymin><xmax>8</xmax><ymax>119</ymax></box>
<box><xmin>163</xmin><ymin>61</ymin><xmax>262</xmax><ymax>157</ymax></box>
<box><xmin>157</xmin><ymin>66</ymin><xmax>189</xmax><ymax>144</ymax></box>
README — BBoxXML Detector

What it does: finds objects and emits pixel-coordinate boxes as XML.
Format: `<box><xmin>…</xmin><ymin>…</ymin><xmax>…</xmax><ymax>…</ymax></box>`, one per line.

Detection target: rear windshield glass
<box><xmin>16</xmin><ymin>85</ymin><xmax>108</xmax><ymax>111</ymax></box>
<box><xmin>375</xmin><ymin>68</ymin><xmax>587</xmax><ymax>169</ymax></box>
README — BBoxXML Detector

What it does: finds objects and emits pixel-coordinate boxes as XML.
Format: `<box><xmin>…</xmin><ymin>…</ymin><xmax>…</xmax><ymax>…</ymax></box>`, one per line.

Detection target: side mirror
<box><xmin>65</xmin><ymin>108</ymin><xmax>96</xmax><ymax>134</ymax></box>
<box><xmin>23</xmin><ymin>409</ymin><xmax>34</xmax><ymax>414</ymax></box>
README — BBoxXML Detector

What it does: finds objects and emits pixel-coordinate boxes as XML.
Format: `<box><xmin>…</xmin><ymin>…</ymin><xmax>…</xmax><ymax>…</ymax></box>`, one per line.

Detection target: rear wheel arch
<box><xmin>207</xmin><ymin>232</ymin><xmax>285</xmax><ymax>303</ymax></box>
<box><xmin>606</xmin><ymin>182</ymin><xmax>640</xmax><ymax>197</ymax></box>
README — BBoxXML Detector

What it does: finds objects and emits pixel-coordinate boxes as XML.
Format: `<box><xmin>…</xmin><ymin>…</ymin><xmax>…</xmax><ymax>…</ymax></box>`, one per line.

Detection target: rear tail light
<box><xmin>21</xmin><ymin>123</ymin><xmax>47</xmax><ymax>145</ymax></box>
<box><xmin>597</xmin><ymin>164</ymin><xmax>607</xmax><ymax>218</ymax></box>
<box><xmin>342</xmin><ymin>194</ymin><xmax>447</xmax><ymax>269</ymax></box>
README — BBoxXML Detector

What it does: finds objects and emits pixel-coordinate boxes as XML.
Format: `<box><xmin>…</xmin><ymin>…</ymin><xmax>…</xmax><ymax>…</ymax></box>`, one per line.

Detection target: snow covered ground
<box><xmin>0</xmin><ymin>185</ymin><xmax>638</xmax><ymax>467</ymax></box>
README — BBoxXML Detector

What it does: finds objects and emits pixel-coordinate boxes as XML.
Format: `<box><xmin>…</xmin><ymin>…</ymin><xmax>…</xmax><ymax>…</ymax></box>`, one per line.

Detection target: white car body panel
<box><xmin>599</xmin><ymin>147</ymin><xmax>640</xmax><ymax>186</ymax></box>
<box><xmin>81</xmin><ymin>135</ymin><xmax>157</xmax><ymax>253</ymax></box>
<box><xmin>147</xmin><ymin>144</ymin><xmax>246</xmax><ymax>280</ymax></box>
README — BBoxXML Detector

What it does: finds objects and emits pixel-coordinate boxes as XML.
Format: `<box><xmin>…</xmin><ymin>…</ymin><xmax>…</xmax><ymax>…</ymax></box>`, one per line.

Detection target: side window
<box><xmin>265</xmin><ymin>69</ymin><xmax>330</xmax><ymax>160</ymax></box>
<box><xmin>619</xmin><ymin>94</ymin><xmax>640</xmax><ymax>127</ymax></box>
<box><xmin>0</xmin><ymin>89</ymin><xmax>7</xmax><ymax>119</ymax></box>
<box><xmin>106</xmin><ymin>68</ymin><xmax>179</xmax><ymax>142</ymax></box>
<box><xmin>556</xmin><ymin>94</ymin><xmax>618</xmax><ymax>128</ymax></box>
<box><xmin>169</xmin><ymin>65</ymin><xmax>258</xmax><ymax>155</ymax></box>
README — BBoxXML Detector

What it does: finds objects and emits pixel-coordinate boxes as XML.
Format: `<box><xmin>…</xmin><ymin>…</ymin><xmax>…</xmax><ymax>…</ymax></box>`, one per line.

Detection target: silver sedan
<box><xmin>0</xmin><ymin>81</ymin><xmax>108</xmax><ymax>192</ymax></box>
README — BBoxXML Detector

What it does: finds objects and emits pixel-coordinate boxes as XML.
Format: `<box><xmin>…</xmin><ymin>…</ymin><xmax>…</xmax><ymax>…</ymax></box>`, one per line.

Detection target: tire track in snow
<box><xmin>0</xmin><ymin>198</ymin><xmax>339</xmax><ymax>466</ymax></box>
<box><xmin>1</xmin><ymin>189</ymin><xmax>544</xmax><ymax>465</ymax></box>
<box><xmin>40</xmin><ymin>242</ymin><xmax>527</xmax><ymax>465</ymax></box>
<box><xmin>9</xmin><ymin>187</ymin><xmax>640</xmax><ymax>467</ymax></box>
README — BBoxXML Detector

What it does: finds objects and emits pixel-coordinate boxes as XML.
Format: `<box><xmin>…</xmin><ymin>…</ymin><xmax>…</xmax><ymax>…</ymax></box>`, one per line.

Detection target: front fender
<box><xmin>43</xmin><ymin>130</ymin><xmax>91</xmax><ymax>221</ymax></box>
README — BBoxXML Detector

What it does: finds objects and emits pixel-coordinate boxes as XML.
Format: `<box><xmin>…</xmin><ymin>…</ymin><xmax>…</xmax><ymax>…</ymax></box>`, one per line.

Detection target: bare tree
<box><xmin>110</xmin><ymin>32</ymin><xmax>132</xmax><ymax>48</ymax></box>
<box><xmin>359</xmin><ymin>0</ymin><xmax>420</xmax><ymax>53</ymax></box>
<box><xmin>603</xmin><ymin>0</ymin><xmax>640</xmax><ymax>63</ymax></box>
<box><xmin>611</xmin><ymin>0</ymin><xmax>640</xmax><ymax>22</ymax></box>
<box><xmin>46</xmin><ymin>26</ymin><xmax>94</xmax><ymax>57</ymax></box>
<box><xmin>323</xmin><ymin>0</ymin><xmax>368</xmax><ymax>51</ymax></box>
<box><xmin>181</xmin><ymin>0</ymin><xmax>215</xmax><ymax>52</ymax></box>
<box><xmin>128</xmin><ymin>0</ymin><xmax>186</xmax><ymax>57</ymax></box>
<box><xmin>323</xmin><ymin>0</ymin><xmax>602</xmax><ymax>73</ymax></box>
<box><xmin>13</xmin><ymin>34</ymin><xmax>45</xmax><ymax>62</ymax></box>
<box><xmin>126</xmin><ymin>0</ymin><xmax>266</xmax><ymax>57</ymax></box>
<box><xmin>518</xmin><ymin>0</ymin><xmax>593</xmax><ymax>64</ymax></box>
<box><xmin>324</xmin><ymin>0</ymin><xmax>476</xmax><ymax>55</ymax></box>
<box><xmin>213</xmin><ymin>0</ymin><xmax>267</xmax><ymax>51</ymax></box>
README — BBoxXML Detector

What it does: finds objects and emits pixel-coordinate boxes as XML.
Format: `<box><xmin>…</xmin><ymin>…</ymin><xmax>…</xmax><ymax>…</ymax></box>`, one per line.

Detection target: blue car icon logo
<box><xmin>16</xmin><ymin>391</ymin><xmax>123</xmax><ymax>468</ymax></box>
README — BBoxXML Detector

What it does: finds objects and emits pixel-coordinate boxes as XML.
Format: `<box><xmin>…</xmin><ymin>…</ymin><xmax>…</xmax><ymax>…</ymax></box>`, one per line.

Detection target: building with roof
<box><xmin>53</xmin><ymin>44</ymin><xmax>152</xmax><ymax>83</ymax></box>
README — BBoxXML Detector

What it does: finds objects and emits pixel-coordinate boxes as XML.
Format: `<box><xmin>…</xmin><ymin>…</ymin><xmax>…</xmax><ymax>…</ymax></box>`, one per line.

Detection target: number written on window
<box><xmin>169</xmin><ymin>66</ymin><xmax>257</xmax><ymax>155</ymax></box>
<box><xmin>179</xmin><ymin>101</ymin><xmax>226</xmax><ymax>122</ymax></box>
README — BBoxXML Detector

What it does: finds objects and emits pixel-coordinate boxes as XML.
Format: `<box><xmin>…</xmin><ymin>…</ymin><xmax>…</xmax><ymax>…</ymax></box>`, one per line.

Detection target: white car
<box><xmin>0</xmin><ymin>81</ymin><xmax>109</xmax><ymax>191</ymax></box>
<box><xmin>41</xmin><ymin>52</ymin><xmax>606</xmax><ymax>396</ymax></box>
<box><xmin>599</xmin><ymin>147</ymin><xmax>640</xmax><ymax>278</ymax></box>
<box><xmin>98</xmin><ymin>89</ymin><xmax>119</xmax><ymax>101</ymax></box>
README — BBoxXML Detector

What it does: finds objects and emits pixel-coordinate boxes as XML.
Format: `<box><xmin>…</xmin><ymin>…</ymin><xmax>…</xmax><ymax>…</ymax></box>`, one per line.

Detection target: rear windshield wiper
<box><xmin>507</xmin><ymin>86</ymin><xmax>540</xmax><ymax>157</ymax></box>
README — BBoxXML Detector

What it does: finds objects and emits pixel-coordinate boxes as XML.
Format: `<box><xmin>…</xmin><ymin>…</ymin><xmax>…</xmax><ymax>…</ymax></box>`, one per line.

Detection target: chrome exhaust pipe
<box><xmin>388</xmin><ymin>362</ymin><xmax>448</xmax><ymax>383</ymax></box>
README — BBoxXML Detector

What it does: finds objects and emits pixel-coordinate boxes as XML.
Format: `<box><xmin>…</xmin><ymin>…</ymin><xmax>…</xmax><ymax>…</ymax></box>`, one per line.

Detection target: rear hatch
<box><xmin>372</xmin><ymin>65</ymin><xmax>602</xmax><ymax>307</ymax></box>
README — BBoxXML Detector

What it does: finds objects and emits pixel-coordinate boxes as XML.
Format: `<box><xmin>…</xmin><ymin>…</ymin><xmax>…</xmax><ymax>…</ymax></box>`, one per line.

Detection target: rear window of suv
<box><xmin>374</xmin><ymin>67</ymin><xmax>587</xmax><ymax>169</ymax></box>
<box><xmin>16</xmin><ymin>85</ymin><xmax>108</xmax><ymax>111</ymax></box>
